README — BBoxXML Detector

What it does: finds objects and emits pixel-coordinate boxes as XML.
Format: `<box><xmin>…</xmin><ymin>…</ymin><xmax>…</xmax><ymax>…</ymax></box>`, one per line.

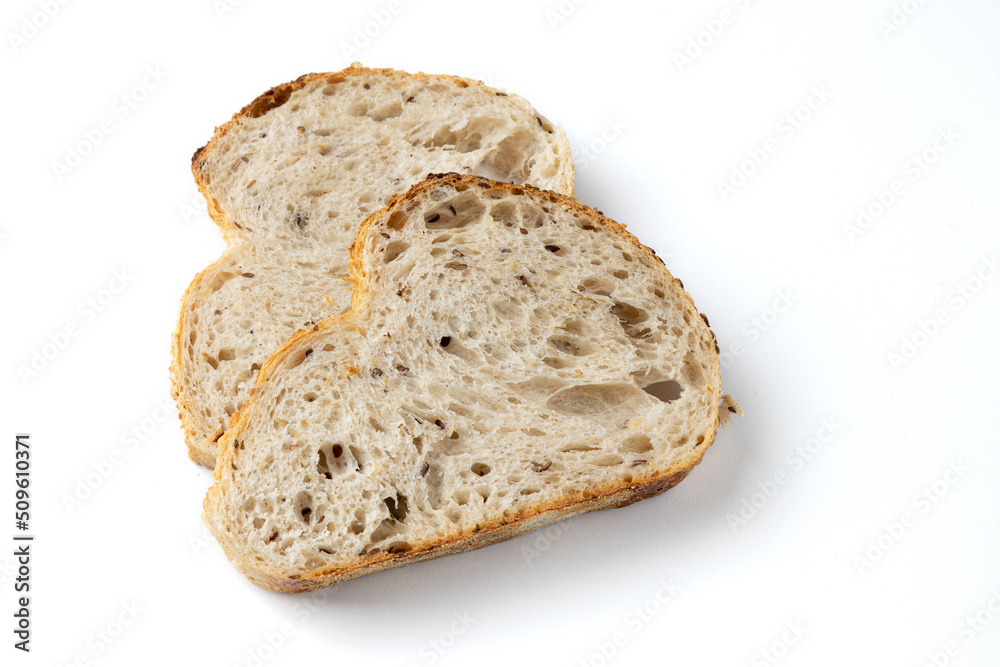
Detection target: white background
<box><xmin>2</xmin><ymin>0</ymin><xmax>999</xmax><ymax>665</ymax></box>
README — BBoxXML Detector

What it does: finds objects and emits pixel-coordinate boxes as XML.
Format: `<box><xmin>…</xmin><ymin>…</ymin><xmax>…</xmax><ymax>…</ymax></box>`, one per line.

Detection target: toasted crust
<box><xmin>203</xmin><ymin>174</ymin><xmax>722</xmax><ymax>592</ymax></box>
<box><xmin>174</xmin><ymin>66</ymin><xmax>576</xmax><ymax>466</ymax></box>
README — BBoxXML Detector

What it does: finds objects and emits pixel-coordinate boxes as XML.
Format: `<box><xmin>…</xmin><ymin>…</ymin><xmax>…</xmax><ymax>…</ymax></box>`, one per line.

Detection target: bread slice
<box><xmin>203</xmin><ymin>174</ymin><xmax>723</xmax><ymax>592</ymax></box>
<box><xmin>171</xmin><ymin>66</ymin><xmax>575</xmax><ymax>467</ymax></box>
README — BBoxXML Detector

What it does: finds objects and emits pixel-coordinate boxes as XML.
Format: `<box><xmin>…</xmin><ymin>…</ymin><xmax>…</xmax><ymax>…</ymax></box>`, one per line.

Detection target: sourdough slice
<box><xmin>204</xmin><ymin>174</ymin><xmax>723</xmax><ymax>592</ymax></box>
<box><xmin>172</xmin><ymin>66</ymin><xmax>575</xmax><ymax>467</ymax></box>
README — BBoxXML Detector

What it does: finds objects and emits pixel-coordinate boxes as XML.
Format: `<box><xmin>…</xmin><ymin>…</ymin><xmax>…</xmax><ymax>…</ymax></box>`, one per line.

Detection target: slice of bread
<box><xmin>203</xmin><ymin>174</ymin><xmax>723</xmax><ymax>592</ymax></box>
<box><xmin>172</xmin><ymin>66</ymin><xmax>575</xmax><ymax>467</ymax></box>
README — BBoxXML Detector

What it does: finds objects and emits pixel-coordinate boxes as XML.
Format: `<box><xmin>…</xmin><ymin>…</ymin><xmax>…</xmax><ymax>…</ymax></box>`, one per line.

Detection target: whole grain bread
<box><xmin>172</xmin><ymin>66</ymin><xmax>575</xmax><ymax>467</ymax></box>
<box><xmin>203</xmin><ymin>174</ymin><xmax>723</xmax><ymax>592</ymax></box>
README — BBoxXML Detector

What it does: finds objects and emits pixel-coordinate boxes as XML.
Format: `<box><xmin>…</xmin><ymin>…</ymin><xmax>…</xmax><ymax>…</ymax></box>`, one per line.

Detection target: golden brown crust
<box><xmin>203</xmin><ymin>173</ymin><xmax>722</xmax><ymax>592</ymax></box>
<box><xmin>176</xmin><ymin>66</ymin><xmax>576</xmax><ymax>467</ymax></box>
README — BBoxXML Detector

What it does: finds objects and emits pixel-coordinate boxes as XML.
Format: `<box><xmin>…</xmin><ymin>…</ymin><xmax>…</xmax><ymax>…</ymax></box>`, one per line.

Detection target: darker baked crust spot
<box><xmin>241</xmin><ymin>73</ymin><xmax>316</xmax><ymax>119</ymax></box>
<box><xmin>191</xmin><ymin>143</ymin><xmax>208</xmax><ymax>167</ymax></box>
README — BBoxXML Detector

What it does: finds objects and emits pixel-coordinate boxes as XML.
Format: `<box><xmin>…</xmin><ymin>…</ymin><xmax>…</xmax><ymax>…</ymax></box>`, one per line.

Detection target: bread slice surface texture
<box><xmin>204</xmin><ymin>173</ymin><xmax>722</xmax><ymax>592</ymax></box>
<box><xmin>172</xmin><ymin>66</ymin><xmax>574</xmax><ymax>467</ymax></box>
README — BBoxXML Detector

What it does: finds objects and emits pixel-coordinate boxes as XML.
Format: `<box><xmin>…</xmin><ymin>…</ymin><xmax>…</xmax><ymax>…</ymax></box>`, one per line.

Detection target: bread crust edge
<box><xmin>203</xmin><ymin>173</ymin><xmax>723</xmax><ymax>592</ymax></box>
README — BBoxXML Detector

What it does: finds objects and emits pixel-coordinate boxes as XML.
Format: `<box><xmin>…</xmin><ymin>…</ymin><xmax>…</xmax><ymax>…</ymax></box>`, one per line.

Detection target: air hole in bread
<box><xmin>471</xmin><ymin>462</ymin><xmax>491</xmax><ymax>477</ymax></box>
<box><xmin>611</xmin><ymin>301</ymin><xmax>650</xmax><ymax>338</ymax></box>
<box><xmin>384</xmin><ymin>493</ymin><xmax>408</xmax><ymax>522</ymax></box>
<box><xmin>441</xmin><ymin>338</ymin><xmax>475</xmax><ymax>362</ymax></box>
<box><xmin>489</xmin><ymin>201</ymin><xmax>519</xmax><ymax>227</ymax></box>
<box><xmin>492</xmin><ymin>300</ymin><xmax>520</xmax><ymax>320</ymax></box>
<box><xmin>347</xmin><ymin>102</ymin><xmax>369</xmax><ymax>116</ymax></box>
<box><xmin>476</xmin><ymin>130</ymin><xmax>534</xmax><ymax>183</ymax></box>
<box><xmin>349</xmin><ymin>445</ymin><xmax>368</xmax><ymax>472</ymax></box>
<box><xmin>681</xmin><ymin>354</ymin><xmax>705</xmax><ymax>386</ymax></box>
<box><xmin>592</xmin><ymin>454</ymin><xmax>624</xmax><ymax>467</ymax></box>
<box><xmin>560</xmin><ymin>443</ymin><xmax>598</xmax><ymax>453</ymax></box>
<box><xmin>368</xmin><ymin>102</ymin><xmax>402</xmax><ymax>121</ymax></box>
<box><xmin>424</xmin><ymin>193</ymin><xmax>485</xmax><ymax>230</ymax></box>
<box><xmin>546</xmin><ymin>383</ymin><xmax>639</xmax><ymax>416</ymax></box>
<box><xmin>643</xmin><ymin>380</ymin><xmax>683</xmax><ymax>403</ymax></box>
<box><xmin>348</xmin><ymin>509</ymin><xmax>365</xmax><ymax>535</ymax></box>
<box><xmin>386</xmin><ymin>210</ymin><xmax>407</xmax><ymax>231</ymax></box>
<box><xmin>522</xmin><ymin>208</ymin><xmax>546</xmax><ymax>231</ymax></box>
<box><xmin>579</xmin><ymin>276</ymin><xmax>613</xmax><ymax>297</ymax></box>
<box><xmin>316</xmin><ymin>449</ymin><xmax>332</xmax><ymax>479</ymax></box>
<box><xmin>208</xmin><ymin>272</ymin><xmax>236</xmax><ymax>292</ymax></box>
<box><xmin>382</xmin><ymin>240</ymin><xmax>409</xmax><ymax>263</ymax></box>
<box><xmin>218</xmin><ymin>348</ymin><xmax>236</xmax><ymax>361</ymax></box>
<box><xmin>548</xmin><ymin>336</ymin><xmax>589</xmax><ymax>356</ymax></box>
<box><xmin>621</xmin><ymin>435</ymin><xmax>653</xmax><ymax>453</ymax></box>
<box><xmin>386</xmin><ymin>541</ymin><xmax>411</xmax><ymax>554</ymax></box>
<box><xmin>369</xmin><ymin>518</ymin><xmax>400</xmax><ymax>544</ymax></box>
<box><xmin>294</xmin><ymin>491</ymin><xmax>313</xmax><ymax>522</ymax></box>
